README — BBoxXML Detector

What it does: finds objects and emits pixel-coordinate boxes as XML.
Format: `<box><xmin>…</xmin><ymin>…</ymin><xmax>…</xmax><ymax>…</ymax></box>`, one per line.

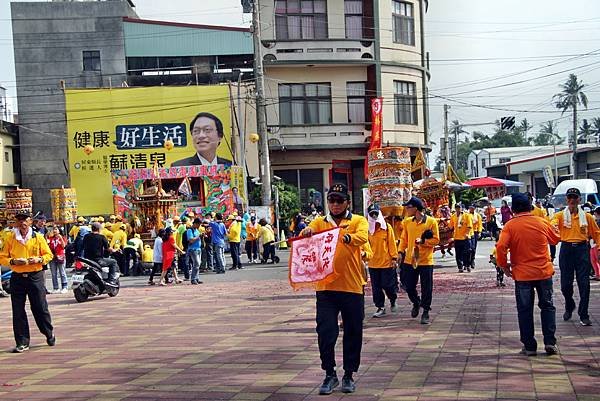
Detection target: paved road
<box><xmin>1</xmin><ymin>241</ymin><xmax>599</xmax><ymax>401</ymax></box>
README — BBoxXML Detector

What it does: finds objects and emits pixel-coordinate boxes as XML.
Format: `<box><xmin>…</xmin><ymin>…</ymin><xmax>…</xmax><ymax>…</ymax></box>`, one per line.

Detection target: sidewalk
<box><xmin>0</xmin><ymin>252</ymin><xmax>598</xmax><ymax>401</ymax></box>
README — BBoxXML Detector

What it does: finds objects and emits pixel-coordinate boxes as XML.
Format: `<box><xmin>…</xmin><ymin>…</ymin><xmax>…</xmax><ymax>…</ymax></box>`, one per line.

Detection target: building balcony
<box><xmin>262</xmin><ymin>39</ymin><xmax>375</xmax><ymax>65</ymax></box>
<box><xmin>267</xmin><ymin>123</ymin><xmax>369</xmax><ymax>150</ymax></box>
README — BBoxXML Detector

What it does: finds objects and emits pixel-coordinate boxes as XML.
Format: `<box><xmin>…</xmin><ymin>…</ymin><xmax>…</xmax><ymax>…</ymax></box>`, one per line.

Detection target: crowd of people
<box><xmin>297</xmin><ymin>183</ymin><xmax>598</xmax><ymax>395</ymax></box>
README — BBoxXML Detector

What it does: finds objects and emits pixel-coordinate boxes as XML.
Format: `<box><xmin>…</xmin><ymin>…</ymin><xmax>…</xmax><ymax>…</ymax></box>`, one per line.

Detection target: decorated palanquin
<box><xmin>367</xmin><ymin>147</ymin><xmax>413</xmax><ymax>216</ymax></box>
<box><xmin>50</xmin><ymin>187</ymin><xmax>78</xmax><ymax>224</ymax></box>
<box><xmin>111</xmin><ymin>165</ymin><xmax>241</xmax><ymax>227</ymax></box>
<box><xmin>416</xmin><ymin>177</ymin><xmax>453</xmax><ymax>250</ymax></box>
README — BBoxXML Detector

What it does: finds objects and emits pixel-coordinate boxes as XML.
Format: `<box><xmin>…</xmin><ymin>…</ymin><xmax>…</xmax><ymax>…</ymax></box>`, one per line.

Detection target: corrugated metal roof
<box><xmin>123</xmin><ymin>18</ymin><xmax>253</xmax><ymax>57</ymax></box>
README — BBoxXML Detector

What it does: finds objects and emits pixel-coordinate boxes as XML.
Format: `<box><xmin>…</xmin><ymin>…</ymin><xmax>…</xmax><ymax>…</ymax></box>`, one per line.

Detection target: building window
<box><xmin>275</xmin><ymin>0</ymin><xmax>328</xmax><ymax>40</ymax></box>
<box><xmin>344</xmin><ymin>0</ymin><xmax>363</xmax><ymax>39</ymax></box>
<box><xmin>471</xmin><ymin>160</ymin><xmax>475</xmax><ymax>172</ymax></box>
<box><xmin>279</xmin><ymin>83</ymin><xmax>332</xmax><ymax>125</ymax></box>
<box><xmin>82</xmin><ymin>51</ymin><xmax>101</xmax><ymax>71</ymax></box>
<box><xmin>481</xmin><ymin>158</ymin><xmax>487</xmax><ymax>168</ymax></box>
<box><xmin>347</xmin><ymin>82</ymin><xmax>370</xmax><ymax>123</ymax></box>
<box><xmin>392</xmin><ymin>1</ymin><xmax>415</xmax><ymax>46</ymax></box>
<box><xmin>499</xmin><ymin>157</ymin><xmax>511</xmax><ymax>163</ymax></box>
<box><xmin>4</xmin><ymin>152</ymin><xmax>8</xmax><ymax>162</ymax></box>
<box><xmin>394</xmin><ymin>81</ymin><xmax>418</xmax><ymax>125</ymax></box>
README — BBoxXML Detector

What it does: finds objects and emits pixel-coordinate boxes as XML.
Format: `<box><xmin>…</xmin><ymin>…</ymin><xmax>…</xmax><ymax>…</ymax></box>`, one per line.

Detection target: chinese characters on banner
<box><xmin>65</xmin><ymin>86</ymin><xmax>233</xmax><ymax>215</ymax></box>
<box><xmin>365</xmin><ymin>97</ymin><xmax>384</xmax><ymax>178</ymax></box>
<box><xmin>289</xmin><ymin>227</ymin><xmax>341</xmax><ymax>291</ymax></box>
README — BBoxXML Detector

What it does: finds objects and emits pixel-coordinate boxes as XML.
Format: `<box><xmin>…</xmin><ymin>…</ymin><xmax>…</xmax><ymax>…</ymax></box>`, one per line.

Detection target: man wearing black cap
<box><xmin>366</xmin><ymin>204</ymin><xmax>399</xmax><ymax>318</ymax></box>
<box><xmin>551</xmin><ymin>187</ymin><xmax>600</xmax><ymax>326</ymax></box>
<box><xmin>496</xmin><ymin>193</ymin><xmax>561</xmax><ymax>355</ymax></box>
<box><xmin>0</xmin><ymin>213</ymin><xmax>55</xmax><ymax>353</ymax></box>
<box><xmin>301</xmin><ymin>183</ymin><xmax>368</xmax><ymax>395</ymax></box>
<box><xmin>398</xmin><ymin>196</ymin><xmax>440</xmax><ymax>324</ymax></box>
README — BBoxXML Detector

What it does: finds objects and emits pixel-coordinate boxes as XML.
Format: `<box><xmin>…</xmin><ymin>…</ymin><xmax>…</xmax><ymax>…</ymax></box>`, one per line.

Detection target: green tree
<box><xmin>532</xmin><ymin>120</ymin><xmax>564</xmax><ymax>145</ymax></box>
<box><xmin>554</xmin><ymin>73</ymin><xmax>588</xmax><ymax>176</ymax></box>
<box><xmin>579</xmin><ymin>118</ymin><xmax>593</xmax><ymax>143</ymax></box>
<box><xmin>249</xmin><ymin>181</ymin><xmax>301</xmax><ymax>233</ymax></box>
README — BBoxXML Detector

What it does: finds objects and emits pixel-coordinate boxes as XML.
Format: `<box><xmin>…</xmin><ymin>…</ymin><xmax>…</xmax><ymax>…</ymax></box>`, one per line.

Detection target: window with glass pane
<box><xmin>394</xmin><ymin>81</ymin><xmax>418</xmax><ymax>125</ymax></box>
<box><xmin>345</xmin><ymin>0</ymin><xmax>363</xmax><ymax>39</ymax></box>
<box><xmin>278</xmin><ymin>83</ymin><xmax>332</xmax><ymax>125</ymax></box>
<box><xmin>275</xmin><ymin>0</ymin><xmax>328</xmax><ymax>40</ymax></box>
<box><xmin>83</xmin><ymin>50</ymin><xmax>101</xmax><ymax>71</ymax></box>
<box><xmin>392</xmin><ymin>1</ymin><xmax>415</xmax><ymax>45</ymax></box>
<box><xmin>347</xmin><ymin>82</ymin><xmax>369</xmax><ymax>123</ymax></box>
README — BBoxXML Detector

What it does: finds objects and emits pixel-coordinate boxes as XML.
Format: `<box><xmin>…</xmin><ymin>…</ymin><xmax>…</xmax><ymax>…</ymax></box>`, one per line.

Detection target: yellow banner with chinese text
<box><xmin>65</xmin><ymin>86</ymin><xmax>233</xmax><ymax>215</ymax></box>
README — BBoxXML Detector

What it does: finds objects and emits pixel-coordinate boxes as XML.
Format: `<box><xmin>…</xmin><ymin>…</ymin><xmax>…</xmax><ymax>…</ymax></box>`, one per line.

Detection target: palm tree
<box><xmin>579</xmin><ymin>119</ymin><xmax>593</xmax><ymax>144</ymax></box>
<box><xmin>592</xmin><ymin>117</ymin><xmax>600</xmax><ymax>142</ymax></box>
<box><xmin>554</xmin><ymin>74</ymin><xmax>588</xmax><ymax>177</ymax></box>
<box><xmin>534</xmin><ymin>120</ymin><xmax>564</xmax><ymax>145</ymax></box>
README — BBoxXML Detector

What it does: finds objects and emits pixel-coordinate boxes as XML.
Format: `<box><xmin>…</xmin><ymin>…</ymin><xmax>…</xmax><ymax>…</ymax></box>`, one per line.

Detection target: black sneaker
<box><xmin>318</xmin><ymin>374</ymin><xmax>339</xmax><ymax>395</ymax></box>
<box><xmin>13</xmin><ymin>344</ymin><xmax>29</xmax><ymax>353</ymax></box>
<box><xmin>563</xmin><ymin>305</ymin><xmax>576</xmax><ymax>321</ymax></box>
<box><xmin>420</xmin><ymin>310</ymin><xmax>430</xmax><ymax>325</ymax></box>
<box><xmin>519</xmin><ymin>347</ymin><xmax>537</xmax><ymax>356</ymax></box>
<box><xmin>47</xmin><ymin>335</ymin><xmax>56</xmax><ymax>347</ymax></box>
<box><xmin>411</xmin><ymin>303</ymin><xmax>420</xmax><ymax>318</ymax></box>
<box><xmin>545</xmin><ymin>344</ymin><xmax>558</xmax><ymax>355</ymax></box>
<box><xmin>341</xmin><ymin>376</ymin><xmax>356</xmax><ymax>393</ymax></box>
<box><xmin>580</xmin><ymin>318</ymin><xmax>592</xmax><ymax>326</ymax></box>
<box><xmin>228</xmin><ymin>266</ymin><xmax>237</xmax><ymax>270</ymax></box>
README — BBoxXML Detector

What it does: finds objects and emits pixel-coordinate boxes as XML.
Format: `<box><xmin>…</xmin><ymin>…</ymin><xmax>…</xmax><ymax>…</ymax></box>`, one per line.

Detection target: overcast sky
<box><xmin>2</xmin><ymin>0</ymin><xmax>600</xmax><ymax>160</ymax></box>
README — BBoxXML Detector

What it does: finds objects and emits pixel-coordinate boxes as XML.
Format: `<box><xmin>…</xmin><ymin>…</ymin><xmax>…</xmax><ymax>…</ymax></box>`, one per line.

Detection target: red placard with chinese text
<box><xmin>288</xmin><ymin>227</ymin><xmax>341</xmax><ymax>291</ymax></box>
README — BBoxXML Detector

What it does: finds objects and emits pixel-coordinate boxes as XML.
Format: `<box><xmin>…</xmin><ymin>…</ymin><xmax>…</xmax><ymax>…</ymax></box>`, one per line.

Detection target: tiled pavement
<box><xmin>0</xmin><ymin>245</ymin><xmax>599</xmax><ymax>401</ymax></box>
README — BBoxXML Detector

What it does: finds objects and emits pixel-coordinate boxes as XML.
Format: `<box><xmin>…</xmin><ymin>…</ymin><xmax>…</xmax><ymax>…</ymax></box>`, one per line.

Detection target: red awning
<box><xmin>465</xmin><ymin>177</ymin><xmax>505</xmax><ymax>188</ymax></box>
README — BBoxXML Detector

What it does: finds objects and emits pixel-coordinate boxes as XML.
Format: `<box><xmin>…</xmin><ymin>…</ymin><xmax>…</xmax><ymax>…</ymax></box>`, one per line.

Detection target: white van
<box><xmin>550</xmin><ymin>179</ymin><xmax>600</xmax><ymax>209</ymax></box>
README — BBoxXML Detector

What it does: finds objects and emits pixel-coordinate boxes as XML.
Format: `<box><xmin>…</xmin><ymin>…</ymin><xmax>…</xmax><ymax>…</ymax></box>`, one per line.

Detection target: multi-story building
<box><xmin>259</xmin><ymin>0</ymin><xmax>430</xmax><ymax>210</ymax></box>
<box><xmin>11</xmin><ymin>0</ymin><xmax>254</xmax><ymax>214</ymax></box>
<box><xmin>0</xmin><ymin>120</ymin><xmax>21</xmax><ymax>201</ymax></box>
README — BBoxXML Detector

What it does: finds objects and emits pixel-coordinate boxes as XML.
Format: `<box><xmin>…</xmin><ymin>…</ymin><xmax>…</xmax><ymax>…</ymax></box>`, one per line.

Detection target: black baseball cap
<box><xmin>15</xmin><ymin>212</ymin><xmax>31</xmax><ymax>220</ymax></box>
<box><xmin>403</xmin><ymin>196</ymin><xmax>424</xmax><ymax>211</ymax></box>
<box><xmin>566</xmin><ymin>188</ymin><xmax>581</xmax><ymax>198</ymax></box>
<box><xmin>328</xmin><ymin>183</ymin><xmax>349</xmax><ymax>200</ymax></box>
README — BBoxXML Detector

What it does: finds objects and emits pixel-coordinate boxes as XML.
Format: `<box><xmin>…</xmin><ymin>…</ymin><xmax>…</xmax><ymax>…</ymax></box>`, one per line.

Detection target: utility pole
<box><xmin>572</xmin><ymin>104</ymin><xmax>578</xmax><ymax>178</ymax></box>
<box><xmin>252</xmin><ymin>0</ymin><xmax>272</xmax><ymax>206</ymax></box>
<box><xmin>443</xmin><ymin>104</ymin><xmax>450</xmax><ymax>172</ymax></box>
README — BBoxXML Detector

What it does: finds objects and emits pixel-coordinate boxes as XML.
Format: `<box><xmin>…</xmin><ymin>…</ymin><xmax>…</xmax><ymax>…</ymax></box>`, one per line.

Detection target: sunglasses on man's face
<box><xmin>368</xmin><ymin>212</ymin><xmax>379</xmax><ymax>218</ymax></box>
<box><xmin>328</xmin><ymin>197</ymin><xmax>346</xmax><ymax>204</ymax></box>
<box><xmin>567</xmin><ymin>195</ymin><xmax>580</xmax><ymax>200</ymax></box>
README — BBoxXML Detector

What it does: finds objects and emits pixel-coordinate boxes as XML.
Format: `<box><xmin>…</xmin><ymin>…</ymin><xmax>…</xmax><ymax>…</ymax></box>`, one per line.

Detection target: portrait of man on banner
<box><xmin>171</xmin><ymin>112</ymin><xmax>233</xmax><ymax>167</ymax></box>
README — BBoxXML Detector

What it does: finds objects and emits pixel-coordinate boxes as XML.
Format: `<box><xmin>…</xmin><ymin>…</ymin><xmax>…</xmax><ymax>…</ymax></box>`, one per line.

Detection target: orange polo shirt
<box><xmin>469</xmin><ymin>212</ymin><xmax>483</xmax><ymax>235</ymax></box>
<box><xmin>368</xmin><ymin>223</ymin><xmax>398</xmax><ymax>268</ymax></box>
<box><xmin>449</xmin><ymin>212</ymin><xmax>473</xmax><ymax>240</ymax></box>
<box><xmin>308</xmin><ymin>212</ymin><xmax>369</xmax><ymax>294</ymax></box>
<box><xmin>496</xmin><ymin>213</ymin><xmax>560</xmax><ymax>281</ymax></box>
<box><xmin>532</xmin><ymin>206</ymin><xmax>548</xmax><ymax>219</ymax></box>
<box><xmin>551</xmin><ymin>210</ymin><xmax>600</xmax><ymax>244</ymax></box>
<box><xmin>398</xmin><ymin>215</ymin><xmax>440</xmax><ymax>267</ymax></box>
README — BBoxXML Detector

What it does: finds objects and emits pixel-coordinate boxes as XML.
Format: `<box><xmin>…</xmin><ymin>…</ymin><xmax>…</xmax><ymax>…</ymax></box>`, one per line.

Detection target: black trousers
<box><xmin>245</xmin><ymin>239</ymin><xmax>258</xmax><ymax>260</ymax></box>
<box><xmin>262</xmin><ymin>242</ymin><xmax>276</xmax><ymax>262</ymax></box>
<box><xmin>368</xmin><ymin>267</ymin><xmax>398</xmax><ymax>308</ymax></box>
<box><xmin>123</xmin><ymin>247</ymin><xmax>138</xmax><ymax>276</ymax></box>
<box><xmin>559</xmin><ymin>242</ymin><xmax>590</xmax><ymax>320</ymax></box>
<box><xmin>401</xmin><ymin>264</ymin><xmax>433</xmax><ymax>311</ymax></box>
<box><xmin>10</xmin><ymin>271</ymin><xmax>53</xmax><ymax>346</ymax></box>
<box><xmin>316</xmin><ymin>290</ymin><xmax>364</xmax><ymax>373</ymax></box>
<box><xmin>112</xmin><ymin>251</ymin><xmax>125</xmax><ymax>274</ymax></box>
<box><xmin>454</xmin><ymin>239</ymin><xmax>471</xmax><ymax>270</ymax></box>
<box><xmin>230</xmin><ymin>242</ymin><xmax>242</xmax><ymax>268</ymax></box>
<box><xmin>470</xmin><ymin>232</ymin><xmax>479</xmax><ymax>268</ymax></box>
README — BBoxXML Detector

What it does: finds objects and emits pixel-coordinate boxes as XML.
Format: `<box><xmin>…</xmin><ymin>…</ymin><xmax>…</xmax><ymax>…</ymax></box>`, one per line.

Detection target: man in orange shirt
<box><xmin>366</xmin><ymin>204</ymin><xmax>398</xmax><ymax>318</ymax></box>
<box><xmin>398</xmin><ymin>196</ymin><xmax>440</xmax><ymax>324</ymax></box>
<box><xmin>449</xmin><ymin>204</ymin><xmax>473</xmax><ymax>272</ymax></box>
<box><xmin>301</xmin><ymin>183</ymin><xmax>368</xmax><ymax>395</ymax></box>
<box><xmin>551</xmin><ymin>187</ymin><xmax>600</xmax><ymax>326</ymax></box>
<box><xmin>496</xmin><ymin>193</ymin><xmax>561</xmax><ymax>356</ymax></box>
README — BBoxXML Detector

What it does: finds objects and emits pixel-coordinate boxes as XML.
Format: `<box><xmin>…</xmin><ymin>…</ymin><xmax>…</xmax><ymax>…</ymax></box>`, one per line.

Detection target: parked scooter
<box><xmin>1</xmin><ymin>266</ymin><xmax>11</xmax><ymax>296</ymax></box>
<box><xmin>71</xmin><ymin>257</ymin><xmax>120</xmax><ymax>302</ymax></box>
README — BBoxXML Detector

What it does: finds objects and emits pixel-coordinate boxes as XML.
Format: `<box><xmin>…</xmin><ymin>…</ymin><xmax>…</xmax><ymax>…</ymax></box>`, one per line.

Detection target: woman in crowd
<box><xmin>500</xmin><ymin>199</ymin><xmax>513</xmax><ymax>225</ymax></box>
<box><xmin>159</xmin><ymin>227</ymin><xmax>184</xmax><ymax>286</ymax></box>
<box><xmin>48</xmin><ymin>226</ymin><xmax>68</xmax><ymax>294</ymax></box>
